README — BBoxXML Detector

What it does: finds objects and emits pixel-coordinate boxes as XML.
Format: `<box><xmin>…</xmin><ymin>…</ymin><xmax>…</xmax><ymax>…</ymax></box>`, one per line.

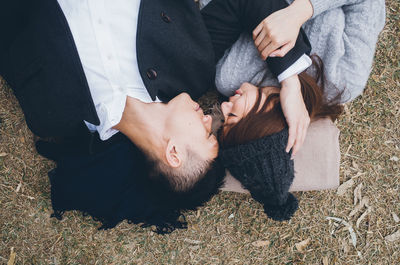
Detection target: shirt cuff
<box><xmin>84</xmin><ymin>100</ymin><xmax>125</xmax><ymax>141</ymax></box>
<box><xmin>277</xmin><ymin>54</ymin><xmax>312</xmax><ymax>83</ymax></box>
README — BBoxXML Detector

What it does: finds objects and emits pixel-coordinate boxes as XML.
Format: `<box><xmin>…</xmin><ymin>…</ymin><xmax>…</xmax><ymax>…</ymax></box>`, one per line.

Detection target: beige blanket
<box><xmin>220</xmin><ymin>118</ymin><xmax>340</xmax><ymax>193</ymax></box>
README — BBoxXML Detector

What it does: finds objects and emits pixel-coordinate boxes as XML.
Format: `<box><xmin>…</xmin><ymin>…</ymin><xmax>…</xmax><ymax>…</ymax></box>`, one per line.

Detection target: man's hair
<box><xmin>147</xmin><ymin>146</ymin><xmax>213</xmax><ymax>191</ymax></box>
<box><xmin>142</xmin><ymin>157</ymin><xmax>225</xmax><ymax>234</ymax></box>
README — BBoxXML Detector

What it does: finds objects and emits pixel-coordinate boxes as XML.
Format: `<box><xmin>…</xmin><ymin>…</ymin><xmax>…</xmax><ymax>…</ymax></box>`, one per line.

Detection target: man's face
<box><xmin>164</xmin><ymin>93</ymin><xmax>219</xmax><ymax>161</ymax></box>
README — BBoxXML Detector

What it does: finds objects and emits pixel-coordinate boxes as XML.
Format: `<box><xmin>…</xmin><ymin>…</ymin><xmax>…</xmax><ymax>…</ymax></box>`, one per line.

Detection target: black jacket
<box><xmin>0</xmin><ymin>0</ymin><xmax>310</xmax><ymax>138</ymax></box>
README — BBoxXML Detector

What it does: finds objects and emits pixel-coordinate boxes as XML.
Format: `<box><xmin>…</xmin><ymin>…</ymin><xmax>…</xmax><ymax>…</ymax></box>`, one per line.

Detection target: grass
<box><xmin>1</xmin><ymin>1</ymin><xmax>399</xmax><ymax>264</ymax></box>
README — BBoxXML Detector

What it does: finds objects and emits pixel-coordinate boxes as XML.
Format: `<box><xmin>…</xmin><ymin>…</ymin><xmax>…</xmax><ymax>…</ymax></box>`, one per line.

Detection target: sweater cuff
<box><xmin>309</xmin><ymin>0</ymin><xmax>327</xmax><ymax>18</ymax></box>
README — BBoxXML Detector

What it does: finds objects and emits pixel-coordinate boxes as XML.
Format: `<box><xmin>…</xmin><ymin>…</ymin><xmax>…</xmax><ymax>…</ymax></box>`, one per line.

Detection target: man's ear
<box><xmin>165</xmin><ymin>140</ymin><xmax>182</xmax><ymax>168</ymax></box>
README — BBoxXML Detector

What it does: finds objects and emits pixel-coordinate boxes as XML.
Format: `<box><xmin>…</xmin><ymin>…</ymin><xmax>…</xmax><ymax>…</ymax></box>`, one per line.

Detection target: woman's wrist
<box><xmin>281</xmin><ymin>74</ymin><xmax>301</xmax><ymax>91</ymax></box>
<box><xmin>287</xmin><ymin>0</ymin><xmax>314</xmax><ymax>27</ymax></box>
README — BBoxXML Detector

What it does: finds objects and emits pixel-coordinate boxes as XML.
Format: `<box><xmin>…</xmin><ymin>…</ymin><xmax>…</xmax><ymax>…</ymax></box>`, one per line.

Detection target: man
<box><xmin>114</xmin><ymin>94</ymin><xmax>218</xmax><ymax>191</ymax></box>
<box><xmin>0</xmin><ymin>0</ymin><xmax>311</xmax><ymax>230</ymax></box>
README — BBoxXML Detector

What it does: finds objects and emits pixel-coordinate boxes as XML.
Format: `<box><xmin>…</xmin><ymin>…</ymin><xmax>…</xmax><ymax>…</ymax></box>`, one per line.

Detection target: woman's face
<box><xmin>220</xmin><ymin>82</ymin><xmax>280</xmax><ymax>128</ymax></box>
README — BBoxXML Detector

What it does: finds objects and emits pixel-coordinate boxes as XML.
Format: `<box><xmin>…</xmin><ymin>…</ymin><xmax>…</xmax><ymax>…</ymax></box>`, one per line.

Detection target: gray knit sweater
<box><xmin>200</xmin><ymin>0</ymin><xmax>385</xmax><ymax>102</ymax></box>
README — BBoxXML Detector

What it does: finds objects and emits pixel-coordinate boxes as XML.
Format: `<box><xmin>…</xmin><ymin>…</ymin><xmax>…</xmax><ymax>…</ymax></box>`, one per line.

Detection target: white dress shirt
<box><xmin>58</xmin><ymin>0</ymin><xmax>159</xmax><ymax>140</ymax></box>
<box><xmin>277</xmin><ymin>54</ymin><xmax>311</xmax><ymax>82</ymax></box>
<box><xmin>57</xmin><ymin>0</ymin><xmax>309</xmax><ymax>140</ymax></box>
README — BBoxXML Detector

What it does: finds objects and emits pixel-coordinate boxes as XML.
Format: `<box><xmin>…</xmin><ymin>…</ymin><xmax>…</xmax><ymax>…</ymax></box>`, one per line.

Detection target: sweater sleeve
<box><xmin>308</xmin><ymin>0</ymin><xmax>365</xmax><ymax>18</ymax></box>
<box><xmin>320</xmin><ymin>0</ymin><xmax>385</xmax><ymax>102</ymax></box>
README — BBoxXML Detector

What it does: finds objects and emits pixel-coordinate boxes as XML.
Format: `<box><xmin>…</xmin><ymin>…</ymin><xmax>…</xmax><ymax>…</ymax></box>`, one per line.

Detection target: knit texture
<box><xmin>201</xmin><ymin>0</ymin><xmax>385</xmax><ymax>102</ymax></box>
<box><xmin>220</xmin><ymin>128</ymin><xmax>298</xmax><ymax>221</ymax></box>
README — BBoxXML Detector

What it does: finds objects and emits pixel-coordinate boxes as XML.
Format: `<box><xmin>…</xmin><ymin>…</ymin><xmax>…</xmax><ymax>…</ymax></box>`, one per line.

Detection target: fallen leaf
<box><xmin>353</xmin><ymin>183</ymin><xmax>363</xmax><ymax>205</ymax></box>
<box><xmin>392</xmin><ymin>212</ymin><xmax>400</xmax><ymax>223</ymax></box>
<box><xmin>326</xmin><ymin>217</ymin><xmax>357</xmax><ymax>248</ymax></box>
<box><xmin>349</xmin><ymin>197</ymin><xmax>369</xmax><ymax>217</ymax></box>
<box><xmin>389</xmin><ymin>156</ymin><xmax>399</xmax><ymax>162</ymax></box>
<box><xmin>341</xmin><ymin>237</ymin><xmax>350</xmax><ymax>254</ymax></box>
<box><xmin>0</xmin><ymin>152</ymin><xmax>7</xmax><ymax>157</ymax></box>
<box><xmin>356</xmin><ymin>207</ymin><xmax>372</xmax><ymax>228</ymax></box>
<box><xmin>189</xmin><ymin>245</ymin><xmax>200</xmax><ymax>251</ymax></box>
<box><xmin>337</xmin><ymin>179</ymin><xmax>354</xmax><ymax>196</ymax></box>
<box><xmin>385</xmin><ymin>230</ymin><xmax>400</xmax><ymax>242</ymax></box>
<box><xmin>22</xmin><ymin>195</ymin><xmax>35</xmax><ymax>200</ymax></box>
<box><xmin>228</xmin><ymin>213</ymin><xmax>234</xmax><ymax>219</ymax></box>
<box><xmin>15</xmin><ymin>183</ymin><xmax>22</xmax><ymax>193</ymax></box>
<box><xmin>8</xmin><ymin>247</ymin><xmax>16</xmax><ymax>265</ymax></box>
<box><xmin>252</xmin><ymin>240</ymin><xmax>270</xmax><ymax>247</ymax></box>
<box><xmin>322</xmin><ymin>256</ymin><xmax>329</xmax><ymax>265</ymax></box>
<box><xmin>295</xmin><ymin>238</ymin><xmax>311</xmax><ymax>252</ymax></box>
<box><xmin>184</xmin><ymin>239</ymin><xmax>202</xmax><ymax>245</ymax></box>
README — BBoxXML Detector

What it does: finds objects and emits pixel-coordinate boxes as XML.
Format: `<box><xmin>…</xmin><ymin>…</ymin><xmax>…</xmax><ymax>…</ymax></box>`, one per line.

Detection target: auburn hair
<box><xmin>219</xmin><ymin>55</ymin><xmax>343</xmax><ymax>148</ymax></box>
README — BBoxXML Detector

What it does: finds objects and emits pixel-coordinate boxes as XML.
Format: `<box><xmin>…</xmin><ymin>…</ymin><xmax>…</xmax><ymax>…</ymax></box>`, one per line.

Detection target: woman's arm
<box><xmin>253</xmin><ymin>0</ymin><xmax>372</xmax><ymax>58</ymax></box>
<box><xmin>200</xmin><ymin>0</ymin><xmax>311</xmax><ymax>77</ymax></box>
<box><xmin>312</xmin><ymin>0</ymin><xmax>386</xmax><ymax>102</ymax></box>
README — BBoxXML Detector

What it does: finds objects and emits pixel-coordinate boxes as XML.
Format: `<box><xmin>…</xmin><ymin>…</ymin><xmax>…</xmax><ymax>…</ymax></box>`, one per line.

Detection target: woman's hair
<box><xmin>219</xmin><ymin>55</ymin><xmax>344</xmax><ymax>148</ymax></box>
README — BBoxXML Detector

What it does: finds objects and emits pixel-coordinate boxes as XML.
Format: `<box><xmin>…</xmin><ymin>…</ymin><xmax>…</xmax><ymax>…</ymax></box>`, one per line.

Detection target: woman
<box><xmin>203</xmin><ymin>0</ymin><xmax>385</xmax><ymax>220</ymax></box>
<box><xmin>216</xmin><ymin>57</ymin><xmax>344</xmax><ymax>221</ymax></box>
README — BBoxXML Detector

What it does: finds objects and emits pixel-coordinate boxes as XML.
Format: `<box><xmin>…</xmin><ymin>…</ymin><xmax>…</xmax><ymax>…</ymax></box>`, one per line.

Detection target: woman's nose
<box><xmin>221</xmin><ymin>101</ymin><xmax>233</xmax><ymax>116</ymax></box>
<box><xmin>203</xmin><ymin>115</ymin><xmax>212</xmax><ymax>130</ymax></box>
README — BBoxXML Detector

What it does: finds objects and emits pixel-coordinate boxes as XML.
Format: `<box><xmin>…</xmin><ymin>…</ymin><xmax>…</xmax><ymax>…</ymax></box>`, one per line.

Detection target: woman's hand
<box><xmin>280</xmin><ymin>75</ymin><xmax>310</xmax><ymax>157</ymax></box>
<box><xmin>253</xmin><ymin>0</ymin><xmax>313</xmax><ymax>60</ymax></box>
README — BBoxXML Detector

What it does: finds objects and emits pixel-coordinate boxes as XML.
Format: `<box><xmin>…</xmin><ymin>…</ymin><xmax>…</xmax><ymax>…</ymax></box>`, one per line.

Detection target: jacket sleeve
<box><xmin>201</xmin><ymin>0</ymin><xmax>311</xmax><ymax>77</ymax></box>
<box><xmin>0</xmin><ymin>0</ymin><xmax>34</xmax><ymax>85</ymax></box>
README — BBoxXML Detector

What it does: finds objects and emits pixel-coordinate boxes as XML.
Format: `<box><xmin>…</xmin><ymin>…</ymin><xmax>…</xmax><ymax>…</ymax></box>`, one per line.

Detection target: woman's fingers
<box><xmin>286</xmin><ymin>125</ymin><xmax>297</xmax><ymax>153</ymax></box>
<box><xmin>291</xmin><ymin>116</ymin><xmax>310</xmax><ymax>157</ymax></box>
<box><xmin>291</xmin><ymin>125</ymin><xmax>303</xmax><ymax>157</ymax></box>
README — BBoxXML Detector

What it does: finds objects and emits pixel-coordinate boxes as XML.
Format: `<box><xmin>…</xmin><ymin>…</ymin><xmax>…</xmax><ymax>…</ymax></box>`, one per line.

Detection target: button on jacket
<box><xmin>0</xmin><ymin>0</ymin><xmax>311</xmax><ymax>138</ymax></box>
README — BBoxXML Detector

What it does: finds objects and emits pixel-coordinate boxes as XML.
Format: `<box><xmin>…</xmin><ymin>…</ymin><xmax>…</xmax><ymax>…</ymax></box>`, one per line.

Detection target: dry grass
<box><xmin>1</xmin><ymin>1</ymin><xmax>399</xmax><ymax>264</ymax></box>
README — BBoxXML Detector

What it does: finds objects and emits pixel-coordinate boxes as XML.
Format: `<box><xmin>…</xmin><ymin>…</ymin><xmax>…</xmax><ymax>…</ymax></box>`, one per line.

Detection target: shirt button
<box><xmin>160</xmin><ymin>12</ymin><xmax>171</xmax><ymax>23</ymax></box>
<box><xmin>146</xmin><ymin>69</ymin><xmax>157</xmax><ymax>80</ymax></box>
